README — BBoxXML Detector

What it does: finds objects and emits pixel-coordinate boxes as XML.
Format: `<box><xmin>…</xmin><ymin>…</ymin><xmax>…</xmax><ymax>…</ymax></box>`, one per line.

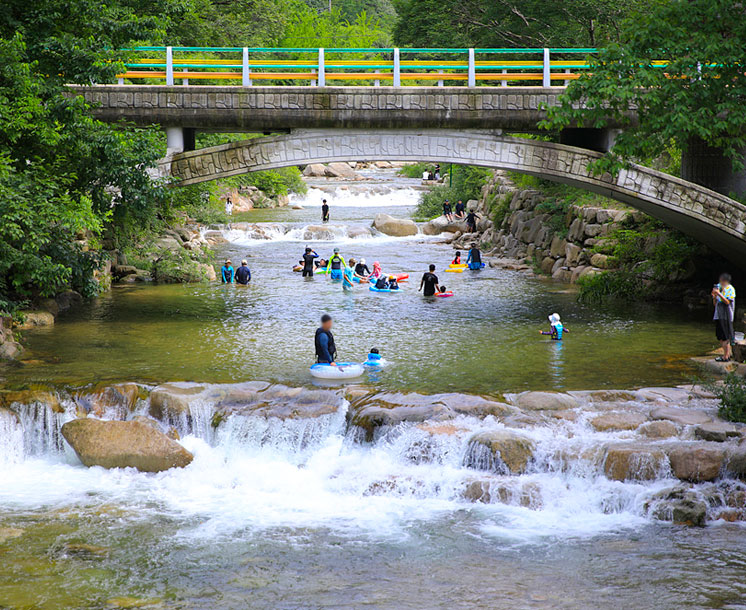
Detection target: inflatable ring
<box><xmin>449</xmin><ymin>263</ymin><xmax>468</xmax><ymax>268</ymax></box>
<box><xmin>435</xmin><ymin>291</ymin><xmax>454</xmax><ymax>297</ymax></box>
<box><xmin>445</xmin><ymin>268</ymin><xmax>465</xmax><ymax>273</ymax></box>
<box><xmin>310</xmin><ymin>362</ymin><xmax>365</xmax><ymax>379</ymax></box>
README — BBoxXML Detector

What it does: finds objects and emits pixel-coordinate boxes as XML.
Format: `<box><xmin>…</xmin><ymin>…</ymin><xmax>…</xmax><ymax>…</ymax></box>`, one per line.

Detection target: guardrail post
<box><xmin>183</xmin><ymin>77</ymin><xmax>189</xmax><ymax>86</ymax></box>
<box><xmin>374</xmin><ymin>69</ymin><xmax>380</xmax><ymax>87</ymax></box>
<box><xmin>438</xmin><ymin>71</ymin><xmax>443</xmax><ymax>87</ymax></box>
<box><xmin>118</xmin><ymin>77</ymin><xmax>124</xmax><ymax>85</ymax></box>
<box><xmin>393</xmin><ymin>48</ymin><xmax>401</xmax><ymax>87</ymax></box>
<box><xmin>311</xmin><ymin>68</ymin><xmax>316</xmax><ymax>87</ymax></box>
<box><xmin>318</xmin><ymin>48</ymin><xmax>325</xmax><ymax>87</ymax></box>
<box><xmin>501</xmin><ymin>68</ymin><xmax>507</xmax><ymax>87</ymax></box>
<box><xmin>242</xmin><ymin>47</ymin><xmax>251</xmax><ymax>86</ymax></box>
<box><xmin>542</xmin><ymin>48</ymin><xmax>550</xmax><ymax>87</ymax></box>
<box><xmin>166</xmin><ymin>46</ymin><xmax>174</xmax><ymax>86</ymax></box>
<box><xmin>564</xmin><ymin>68</ymin><xmax>570</xmax><ymax>87</ymax></box>
<box><xmin>468</xmin><ymin>48</ymin><xmax>476</xmax><ymax>87</ymax></box>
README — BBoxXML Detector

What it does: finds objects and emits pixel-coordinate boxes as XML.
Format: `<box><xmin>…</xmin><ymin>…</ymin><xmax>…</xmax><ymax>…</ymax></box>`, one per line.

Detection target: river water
<box><xmin>1</xmin><ymin>168</ymin><xmax>744</xmax><ymax>610</ymax></box>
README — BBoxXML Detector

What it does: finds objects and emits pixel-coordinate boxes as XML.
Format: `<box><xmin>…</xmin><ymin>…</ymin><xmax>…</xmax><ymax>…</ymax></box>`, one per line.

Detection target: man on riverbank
<box><xmin>322</xmin><ymin>199</ymin><xmax>330</xmax><ymax>223</ymax></box>
<box><xmin>221</xmin><ymin>259</ymin><xmax>234</xmax><ymax>283</ymax></box>
<box><xmin>419</xmin><ymin>264</ymin><xmax>440</xmax><ymax>297</ymax></box>
<box><xmin>235</xmin><ymin>260</ymin><xmax>251</xmax><ymax>285</ymax></box>
<box><xmin>315</xmin><ymin>314</ymin><xmax>337</xmax><ymax>364</ymax></box>
<box><xmin>713</xmin><ymin>273</ymin><xmax>736</xmax><ymax>362</ymax></box>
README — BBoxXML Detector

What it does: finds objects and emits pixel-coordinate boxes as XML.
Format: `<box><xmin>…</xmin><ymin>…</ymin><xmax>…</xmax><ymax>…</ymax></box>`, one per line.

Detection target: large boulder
<box><xmin>464</xmin><ymin>430</ymin><xmax>536</xmax><ymax>474</ymax></box>
<box><xmin>645</xmin><ymin>485</ymin><xmax>707</xmax><ymax>527</ymax></box>
<box><xmin>325</xmin><ymin>162</ymin><xmax>359</xmax><ymax>179</ymax></box>
<box><xmin>302</xmin><ymin>163</ymin><xmax>326</xmax><ymax>177</ymax></box>
<box><xmin>61</xmin><ymin>418</ymin><xmax>193</xmax><ymax>472</ymax></box>
<box><xmin>372</xmin><ymin>213</ymin><xmax>418</xmax><ymax>237</ymax></box>
<box><xmin>513</xmin><ymin>392</ymin><xmax>579</xmax><ymax>411</ymax></box>
<box><xmin>603</xmin><ymin>443</ymin><xmax>667</xmax><ymax>481</ymax></box>
<box><xmin>694</xmin><ymin>422</ymin><xmax>741</xmax><ymax>443</ymax></box>
<box><xmin>666</xmin><ymin>443</ymin><xmax>725</xmax><ymax>482</ymax></box>
<box><xmin>638</xmin><ymin>420</ymin><xmax>679</xmax><ymax>439</ymax></box>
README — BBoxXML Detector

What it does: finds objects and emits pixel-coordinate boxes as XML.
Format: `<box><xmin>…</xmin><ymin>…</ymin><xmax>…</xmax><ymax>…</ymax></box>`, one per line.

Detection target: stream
<box><xmin>1</xmin><ymin>167</ymin><xmax>744</xmax><ymax>610</ymax></box>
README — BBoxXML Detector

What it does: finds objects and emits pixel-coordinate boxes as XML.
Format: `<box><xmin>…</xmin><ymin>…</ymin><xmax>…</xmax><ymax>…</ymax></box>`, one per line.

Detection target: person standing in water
<box><xmin>712</xmin><ymin>273</ymin><xmax>736</xmax><ymax>362</ymax></box>
<box><xmin>315</xmin><ymin>314</ymin><xmax>337</xmax><ymax>365</ymax></box>
<box><xmin>301</xmin><ymin>247</ymin><xmax>318</xmax><ymax>278</ymax></box>
<box><xmin>354</xmin><ymin>258</ymin><xmax>371</xmax><ymax>280</ymax></box>
<box><xmin>221</xmin><ymin>259</ymin><xmax>235</xmax><ymax>284</ymax></box>
<box><xmin>326</xmin><ymin>248</ymin><xmax>346</xmax><ymax>281</ymax></box>
<box><xmin>419</xmin><ymin>264</ymin><xmax>441</xmax><ymax>297</ymax></box>
<box><xmin>343</xmin><ymin>258</ymin><xmax>356</xmax><ymax>291</ymax></box>
<box><xmin>322</xmin><ymin>199</ymin><xmax>330</xmax><ymax>223</ymax></box>
<box><xmin>467</xmin><ymin>243</ymin><xmax>482</xmax><ymax>269</ymax></box>
<box><xmin>235</xmin><ymin>260</ymin><xmax>251</xmax><ymax>285</ymax></box>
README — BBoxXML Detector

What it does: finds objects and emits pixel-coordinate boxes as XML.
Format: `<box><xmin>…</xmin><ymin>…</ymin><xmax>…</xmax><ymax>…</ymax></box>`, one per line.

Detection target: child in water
<box><xmin>364</xmin><ymin>348</ymin><xmax>383</xmax><ymax>366</ymax></box>
<box><xmin>388</xmin><ymin>276</ymin><xmax>400</xmax><ymax>291</ymax></box>
<box><xmin>436</xmin><ymin>285</ymin><xmax>453</xmax><ymax>297</ymax></box>
<box><xmin>452</xmin><ymin>251</ymin><xmax>462</xmax><ymax>265</ymax></box>
<box><xmin>540</xmin><ymin>313</ymin><xmax>568</xmax><ymax>340</ymax></box>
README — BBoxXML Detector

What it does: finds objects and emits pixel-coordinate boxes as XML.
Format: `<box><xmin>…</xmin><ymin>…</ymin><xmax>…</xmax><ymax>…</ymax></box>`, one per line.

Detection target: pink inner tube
<box><xmin>435</xmin><ymin>291</ymin><xmax>454</xmax><ymax>298</ymax></box>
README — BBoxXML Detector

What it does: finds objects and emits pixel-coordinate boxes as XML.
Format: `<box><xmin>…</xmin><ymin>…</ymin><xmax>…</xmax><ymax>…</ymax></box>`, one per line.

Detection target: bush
<box><xmin>413</xmin><ymin>165</ymin><xmax>492</xmax><ymax>220</ymax></box>
<box><xmin>711</xmin><ymin>373</ymin><xmax>746</xmax><ymax>423</ymax></box>
<box><xmin>398</xmin><ymin>162</ymin><xmax>432</xmax><ymax>178</ymax></box>
<box><xmin>577</xmin><ymin>270</ymin><xmax>644</xmax><ymax>303</ymax></box>
<box><xmin>490</xmin><ymin>192</ymin><xmax>513</xmax><ymax>227</ymax></box>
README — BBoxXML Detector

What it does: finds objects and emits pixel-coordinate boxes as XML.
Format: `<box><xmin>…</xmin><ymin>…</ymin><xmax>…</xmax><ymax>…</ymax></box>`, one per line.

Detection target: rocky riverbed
<box><xmin>3</xmin><ymin>380</ymin><xmax>746</xmax><ymax>528</ymax></box>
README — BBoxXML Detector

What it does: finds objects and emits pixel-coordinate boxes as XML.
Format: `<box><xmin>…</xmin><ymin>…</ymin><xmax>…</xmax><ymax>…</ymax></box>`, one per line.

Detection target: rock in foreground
<box><xmin>61</xmin><ymin>418</ymin><xmax>193</xmax><ymax>472</ymax></box>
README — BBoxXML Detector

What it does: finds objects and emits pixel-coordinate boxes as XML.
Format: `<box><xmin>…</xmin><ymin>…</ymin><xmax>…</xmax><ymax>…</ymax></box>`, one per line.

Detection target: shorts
<box><xmin>302</xmin><ymin>269</ymin><xmax>313</xmax><ymax>277</ymax></box>
<box><xmin>715</xmin><ymin>318</ymin><xmax>734</xmax><ymax>343</ymax></box>
<box><xmin>330</xmin><ymin>269</ymin><xmax>343</xmax><ymax>281</ymax></box>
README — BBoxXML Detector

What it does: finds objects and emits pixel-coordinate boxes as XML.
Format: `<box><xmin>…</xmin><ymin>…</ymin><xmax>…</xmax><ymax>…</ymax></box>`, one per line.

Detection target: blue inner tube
<box><xmin>468</xmin><ymin>262</ymin><xmax>486</xmax><ymax>270</ymax></box>
<box><xmin>369</xmin><ymin>285</ymin><xmax>390</xmax><ymax>293</ymax></box>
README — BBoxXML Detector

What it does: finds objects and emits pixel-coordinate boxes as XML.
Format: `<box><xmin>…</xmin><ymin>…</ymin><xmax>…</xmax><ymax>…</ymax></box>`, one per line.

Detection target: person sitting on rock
<box><xmin>455</xmin><ymin>200</ymin><xmax>466</xmax><ymax>218</ymax></box>
<box><xmin>221</xmin><ymin>259</ymin><xmax>234</xmax><ymax>283</ymax></box>
<box><xmin>540</xmin><ymin>313</ymin><xmax>569</xmax><ymax>340</ymax></box>
<box><xmin>443</xmin><ymin>199</ymin><xmax>454</xmax><ymax>222</ymax></box>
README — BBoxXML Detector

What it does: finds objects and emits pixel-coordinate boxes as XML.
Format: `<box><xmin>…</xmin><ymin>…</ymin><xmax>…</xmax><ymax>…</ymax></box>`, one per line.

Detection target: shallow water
<box><xmin>1</xmin><ymin>168</ymin><xmax>739</xmax><ymax>610</ymax></box>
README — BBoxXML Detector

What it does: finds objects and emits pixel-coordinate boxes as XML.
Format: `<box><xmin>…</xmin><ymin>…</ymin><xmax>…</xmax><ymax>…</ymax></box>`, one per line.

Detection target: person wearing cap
<box><xmin>221</xmin><ymin>259</ymin><xmax>235</xmax><ymax>284</ymax></box>
<box><xmin>540</xmin><ymin>313</ymin><xmax>568</xmax><ymax>341</ymax></box>
<box><xmin>354</xmin><ymin>258</ymin><xmax>371</xmax><ymax>281</ymax></box>
<box><xmin>343</xmin><ymin>258</ymin><xmax>356</xmax><ymax>291</ymax></box>
<box><xmin>326</xmin><ymin>247</ymin><xmax>346</xmax><ymax>281</ymax></box>
<box><xmin>443</xmin><ymin>199</ymin><xmax>454</xmax><ymax>222</ymax></box>
<box><xmin>235</xmin><ymin>260</ymin><xmax>251</xmax><ymax>285</ymax></box>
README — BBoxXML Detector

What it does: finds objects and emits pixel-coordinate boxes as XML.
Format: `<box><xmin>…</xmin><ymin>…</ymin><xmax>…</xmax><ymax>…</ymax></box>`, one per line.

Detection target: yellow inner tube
<box><xmin>448</xmin><ymin>263</ymin><xmax>468</xmax><ymax>268</ymax></box>
<box><xmin>445</xmin><ymin>268</ymin><xmax>466</xmax><ymax>273</ymax></box>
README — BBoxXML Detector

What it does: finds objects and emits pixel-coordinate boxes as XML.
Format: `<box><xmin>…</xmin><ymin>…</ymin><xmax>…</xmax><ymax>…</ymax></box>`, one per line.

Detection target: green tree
<box><xmin>542</xmin><ymin>0</ymin><xmax>746</xmax><ymax>175</ymax></box>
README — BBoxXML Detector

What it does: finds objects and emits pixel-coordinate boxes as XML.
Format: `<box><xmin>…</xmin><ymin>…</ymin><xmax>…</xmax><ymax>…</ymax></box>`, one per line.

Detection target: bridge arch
<box><xmin>168</xmin><ymin>130</ymin><xmax>746</xmax><ymax>261</ymax></box>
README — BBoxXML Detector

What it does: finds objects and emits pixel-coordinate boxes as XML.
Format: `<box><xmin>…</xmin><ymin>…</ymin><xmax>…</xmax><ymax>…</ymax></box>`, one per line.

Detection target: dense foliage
<box><xmin>393</xmin><ymin>0</ymin><xmax>656</xmax><ymax>48</ymax></box>
<box><xmin>711</xmin><ymin>373</ymin><xmax>746</xmax><ymax>424</ymax></box>
<box><xmin>543</xmin><ymin>0</ymin><xmax>746</xmax><ymax>176</ymax></box>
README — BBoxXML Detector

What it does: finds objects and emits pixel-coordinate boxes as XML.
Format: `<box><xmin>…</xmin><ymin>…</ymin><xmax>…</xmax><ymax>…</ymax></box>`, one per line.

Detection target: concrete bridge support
<box><xmin>165</xmin><ymin>127</ymin><xmax>196</xmax><ymax>154</ymax></box>
<box><xmin>559</xmin><ymin>128</ymin><xmax>619</xmax><ymax>154</ymax></box>
<box><xmin>682</xmin><ymin>138</ymin><xmax>746</xmax><ymax>198</ymax></box>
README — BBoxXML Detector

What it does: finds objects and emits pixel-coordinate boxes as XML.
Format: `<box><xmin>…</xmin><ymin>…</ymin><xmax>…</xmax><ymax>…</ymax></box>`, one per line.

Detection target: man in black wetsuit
<box><xmin>419</xmin><ymin>264</ymin><xmax>441</xmax><ymax>297</ymax></box>
<box><xmin>302</xmin><ymin>247</ymin><xmax>318</xmax><ymax>278</ymax></box>
<box><xmin>443</xmin><ymin>199</ymin><xmax>454</xmax><ymax>222</ymax></box>
<box><xmin>315</xmin><ymin>314</ymin><xmax>337</xmax><ymax>364</ymax></box>
<box><xmin>354</xmin><ymin>258</ymin><xmax>371</xmax><ymax>279</ymax></box>
<box><xmin>322</xmin><ymin>199</ymin><xmax>330</xmax><ymax>223</ymax></box>
<box><xmin>455</xmin><ymin>200</ymin><xmax>465</xmax><ymax>218</ymax></box>
<box><xmin>235</xmin><ymin>260</ymin><xmax>251</xmax><ymax>284</ymax></box>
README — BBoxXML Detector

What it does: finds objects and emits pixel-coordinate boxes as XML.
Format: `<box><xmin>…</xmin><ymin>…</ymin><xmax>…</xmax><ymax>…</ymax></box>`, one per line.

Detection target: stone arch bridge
<box><xmin>166</xmin><ymin>130</ymin><xmax>746</xmax><ymax>261</ymax></box>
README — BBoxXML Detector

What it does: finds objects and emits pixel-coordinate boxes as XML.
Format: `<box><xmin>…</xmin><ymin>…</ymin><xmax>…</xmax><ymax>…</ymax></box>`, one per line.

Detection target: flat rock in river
<box><xmin>513</xmin><ymin>392</ymin><xmax>579</xmax><ymax>411</ymax></box>
<box><xmin>61</xmin><ymin>418</ymin><xmax>193</xmax><ymax>472</ymax></box>
<box><xmin>650</xmin><ymin>406</ymin><xmax>713</xmax><ymax>426</ymax></box>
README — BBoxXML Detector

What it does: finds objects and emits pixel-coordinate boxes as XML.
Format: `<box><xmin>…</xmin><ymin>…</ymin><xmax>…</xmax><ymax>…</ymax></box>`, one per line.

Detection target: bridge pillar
<box><xmin>559</xmin><ymin>128</ymin><xmax>619</xmax><ymax>153</ymax></box>
<box><xmin>166</xmin><ymin>127</ymin><xmax>185</xmax><ymax>154</ymax></box>
<box><xmin>682</xmin><ymin>137</ymin><xmax>746</xmax><ymax>197</ymax></box>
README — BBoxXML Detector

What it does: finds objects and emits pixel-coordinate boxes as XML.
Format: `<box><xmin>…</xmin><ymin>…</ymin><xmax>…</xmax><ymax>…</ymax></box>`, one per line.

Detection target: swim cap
<box><xmin>549</xmin><ymin>313</ymin><xmax>561</xmax><ymax>325</ymax></box>
<box><xmin>334</xmin><ymin>248</ymin><xmax>339</xmax><ymax>253</ymax></box>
